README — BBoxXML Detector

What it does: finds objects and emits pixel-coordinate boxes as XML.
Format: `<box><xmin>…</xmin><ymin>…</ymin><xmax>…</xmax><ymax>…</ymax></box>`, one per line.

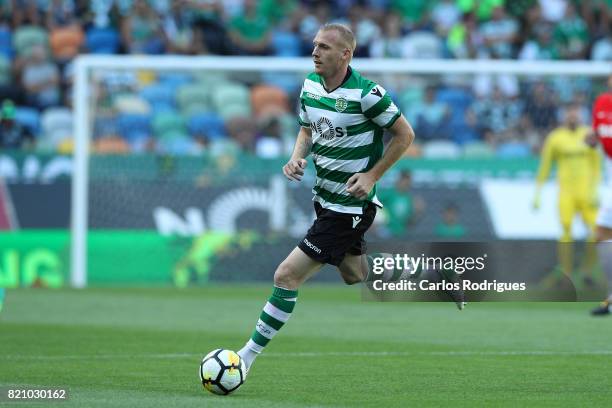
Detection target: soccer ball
<box><xmin>199</xmin><ymin>349</ymin><xmax>246</xmax><ymax>395</ymax></box>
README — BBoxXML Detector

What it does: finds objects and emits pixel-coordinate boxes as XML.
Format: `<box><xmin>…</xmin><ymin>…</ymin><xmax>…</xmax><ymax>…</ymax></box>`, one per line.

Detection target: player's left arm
<box><xmin>347</xmin><ymin>115</ymin><xmax>415</xmax><ymax>199</ymax></box>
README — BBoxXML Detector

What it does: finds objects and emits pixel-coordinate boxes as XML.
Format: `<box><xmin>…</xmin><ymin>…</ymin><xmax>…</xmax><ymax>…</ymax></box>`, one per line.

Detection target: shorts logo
<box><xmin>314</xmin><ymin>117</ymin><xmax>335</xmax><ymax>140</ymax></box>
<box><xmin>352</xmin><ymin>216</ymin><xmax>362</xmax><ymax>228</ymax></box>
<box><xmin>335</xmin><ymin>97</ymin><xmax>348</xmax><ymax>112</ymax></box>
<box><xmin>303</xmin><ymin>238</ymin><xmax>322</xmax><ymax>254</ymax></box>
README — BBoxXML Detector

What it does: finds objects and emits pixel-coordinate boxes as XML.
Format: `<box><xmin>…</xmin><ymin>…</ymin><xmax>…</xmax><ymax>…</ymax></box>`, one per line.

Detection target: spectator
<box><xmin>163</xmin><ymin>0</ymin><xmax>203</xmax><ymax>55</ymax></box>
<box><xmin>408</xmin><ymin>86</ymin><xmax>451</xmax><ymax>141</ymax></box>
<box><xmin>435</xmin><ymin>203</ymin><xmax>467</xmax><ymax>239</ymax></box>
<box><xmin>538</xmin><ymin>0</ymin><xmax>567</xmax><ymax>23</ymax></box>
<box><xmin>257</xmin><ymin>0</ymin><xmax>298</xmax><ymax>25</ymax></box>
<box><xmin>44</xmin><ymin>0</ymin><xmax>76</xmax><ymax>30</ymax></box>
<box><xmin>189</xmin><ymin>0</ymin><xmax>229</xmax><ymax>55</ymax></box>
<box><xmin>480</xmin><ymin>6</ymin><xmax>518</xmax><ymax>59</ymax></box>
<box><xmin>228</xmin><ymin>0</ymin><xmax>271</xmax><ymax>56</ymax></box>
<box><xmin>431</xmin><ymin>0</ymin><xmax>461</xmax><ymax>36</ymax></box>
<box><xmin>519</xmin><ymin>23</ymin><xmax>559</xmax><ymax>60</ymax></box>
<box><xmin>369</xmin><ymin>12</ymin><xmax>404</xmax><ymax>58</ymax></box>
<box><xmin>345</xmin><ymin>4</ymin><xmax>380</xmax><ymax>58</ymax></box>
<box><xmin>378</xmin><ymin>170</ymin><xmax>425</xmax><ymax>238</ymax></box>
<box><xmin>472</xmin><ymin>86</ymin><xmax>522</xmax><ymax>134</ymax></box>
<box><xmin>0</xmin><ymin>100</ymin><xmax>34</xmax><ymax>149</ymax></box>
<box><xmin>402</xmin><ymin>29</ymin><xmax>444</xmax><ymax>59</ymax></box>
<box><xmin>255</xmin><ymin>116</ymin><xmax>284</xmax><ymax>159</ymax></box>
<box><xmin>552</xmin><ymin>2</ymin><xmax>589</xmax><ymax>59</ymax></box>
<box><xmin>457</xmin><ymin>0</ymin><xmax>503</xmax><ymax>21</ymax></box>
<box><xmin>523</xmin><ymin>82</ymin><xmax>558</xmax><ymax>133</ymax></box>
<box><xmin>447</xmin><ymin>12</ymin><xmax>484</xmax><ymax>59</ymax></box>
<box><xmin>299</xmin><ymin>2</ymin><xmax>330</xmax><ymax>55</ymax></box>
<box><xmin>121</xmin><ymin>0</ymin><xmax>165</xmax><ymax>54</ymax></box>
<box><xmin>591</xmin><ymin>30</ymin><xmax>612</xmax><ymax>61</ymax></box>
<box><xmin>21</xmin><ymin>45</ymin><xmax>61</xmax><ymax>109</ymax></box>
<box><xmin>391</xmin><ymin>0</ymin><xmax>431</xmax><ymax>30</ymax></box>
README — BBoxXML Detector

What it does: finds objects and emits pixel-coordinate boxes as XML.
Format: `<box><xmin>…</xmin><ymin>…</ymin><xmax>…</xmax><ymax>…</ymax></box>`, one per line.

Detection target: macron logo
<box><xmin>303</xmin><ymin>238</ymin><xmax>322</xmax><ymax>254</ymax></box>
<box><xmin>352</xmin><ymin>216</ymin><xmax>362</xmax><ymax>229</ymax></box>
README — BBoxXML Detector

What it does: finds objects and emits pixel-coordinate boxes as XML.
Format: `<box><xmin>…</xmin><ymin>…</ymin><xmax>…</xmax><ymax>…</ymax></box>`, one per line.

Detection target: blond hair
<box><xmin>320</xmin><ymin>23</ymin><xmax>356</xmax><ymax>53</ymax></box>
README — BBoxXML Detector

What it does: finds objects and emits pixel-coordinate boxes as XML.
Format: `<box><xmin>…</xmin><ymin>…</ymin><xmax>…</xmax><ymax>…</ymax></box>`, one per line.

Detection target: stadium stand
<box><xmin>0</xmin><ymin>0</ymin><xmax>608</xmax><ymax>157</ymax></box>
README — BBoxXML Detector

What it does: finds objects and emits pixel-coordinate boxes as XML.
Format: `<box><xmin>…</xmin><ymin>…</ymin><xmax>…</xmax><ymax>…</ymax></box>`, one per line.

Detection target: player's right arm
<box><xmin>283</xmin><ymin>126</ymin><xmax>312</xmax><ymax>182</ymax></box>
<box><xmin>533</xmin><ymin>131</ymin><xmax>556</xmax><ymax>210</ymax></box>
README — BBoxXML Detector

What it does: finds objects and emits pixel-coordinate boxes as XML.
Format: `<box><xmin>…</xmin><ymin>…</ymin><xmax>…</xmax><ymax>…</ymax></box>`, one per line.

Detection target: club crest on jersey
<box><xmin>335</xmin><ymin>97</ymin><xmax>348</xmax><ymax>112</ymax></box>
<box><xmin>314</xmin><ymin>117</ymin><xmax>335</xmax><ymax>140</ymax></box>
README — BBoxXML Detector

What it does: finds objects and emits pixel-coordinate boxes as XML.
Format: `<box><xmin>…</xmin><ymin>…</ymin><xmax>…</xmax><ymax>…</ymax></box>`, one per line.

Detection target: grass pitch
<box><xmin>1</xmin><ymin>286</ymin><xmax>611</xmax><ymax>407</ymax></box>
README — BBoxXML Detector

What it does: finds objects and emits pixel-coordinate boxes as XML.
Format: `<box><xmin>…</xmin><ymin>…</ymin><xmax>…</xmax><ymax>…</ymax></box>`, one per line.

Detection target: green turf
<box><xmin>1</xmin><ymin>286</ymin><xmax>611</xmax><ymax>407</ymax></box>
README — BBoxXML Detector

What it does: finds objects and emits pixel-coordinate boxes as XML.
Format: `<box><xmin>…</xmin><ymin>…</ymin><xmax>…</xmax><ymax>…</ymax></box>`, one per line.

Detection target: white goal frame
<box><xmin>71</xmin><ymin>56</ymin><xmax>611</xmax><ymax>288</ymax></box>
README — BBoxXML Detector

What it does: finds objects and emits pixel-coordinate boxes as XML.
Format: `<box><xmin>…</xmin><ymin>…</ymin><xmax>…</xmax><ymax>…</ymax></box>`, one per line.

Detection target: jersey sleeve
<box><xmin>297</xmin><ymin>84</ymin><xmax>310</xmax><ymax>127</ymax></box>
<box><xmin>536</xmin><ymin>132</ymin><xmax>556</xmax><ymax>186</ymax></box>
<box><xmin>360</xmin><ymin>82</ymin><xmax>401</xmax><ymax>128</ymax></box>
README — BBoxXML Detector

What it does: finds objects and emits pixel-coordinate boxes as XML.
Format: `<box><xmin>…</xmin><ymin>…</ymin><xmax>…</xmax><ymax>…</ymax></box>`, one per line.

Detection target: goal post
<box><xmin>71</xmin><ymin>56</ymin><xmax>611</xmax><ymax>288</ymax></box>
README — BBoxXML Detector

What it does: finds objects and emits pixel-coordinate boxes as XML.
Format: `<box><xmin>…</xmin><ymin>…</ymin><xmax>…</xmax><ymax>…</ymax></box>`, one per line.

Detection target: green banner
<box><xmin>0</xmin><ymin>231</ymin><xmax>188</xmax><ymax>287</ymax></box>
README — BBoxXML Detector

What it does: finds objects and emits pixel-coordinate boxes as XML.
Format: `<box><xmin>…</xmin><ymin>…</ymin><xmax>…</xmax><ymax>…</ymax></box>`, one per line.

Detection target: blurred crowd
<box><xmin>0</xmin><ymin>0</ymin><xmax>610</xmax><ymax>157</ymax></box>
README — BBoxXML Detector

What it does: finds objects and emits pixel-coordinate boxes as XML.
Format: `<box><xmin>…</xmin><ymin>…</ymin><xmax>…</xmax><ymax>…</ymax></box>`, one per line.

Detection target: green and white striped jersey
<box><xmin>298</xmin><ymin>67</ymin><xmax>401</xmax><ymax>214</ymax></box>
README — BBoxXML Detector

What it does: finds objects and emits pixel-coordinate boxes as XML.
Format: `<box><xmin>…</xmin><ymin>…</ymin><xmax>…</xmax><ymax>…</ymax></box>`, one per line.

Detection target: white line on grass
<box><xmin>2</xmin><ymin>350</ymin><xmax>612</xmax><ymax>360</ymax></box>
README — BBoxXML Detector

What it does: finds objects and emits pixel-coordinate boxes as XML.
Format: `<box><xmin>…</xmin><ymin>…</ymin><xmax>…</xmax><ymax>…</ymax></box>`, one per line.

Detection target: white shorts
<box><xmin>597</xmin><ymin>157</ymin><xmax>612</xmax><ymax>228</ymax></box>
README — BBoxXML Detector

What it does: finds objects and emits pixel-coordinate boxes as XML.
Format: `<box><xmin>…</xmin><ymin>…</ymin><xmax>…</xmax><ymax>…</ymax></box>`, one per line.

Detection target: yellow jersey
<box><xmin>536</xmin><ymin>125</ymin><xmax>601</xmax><ymax>197</ymax></box>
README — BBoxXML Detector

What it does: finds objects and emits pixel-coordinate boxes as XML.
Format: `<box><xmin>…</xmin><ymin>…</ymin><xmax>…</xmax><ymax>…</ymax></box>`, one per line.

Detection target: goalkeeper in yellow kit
<box><xmin>533</xmin><ymin>103</ymin><xmax>601</xmax><ymax>285</ymax></box>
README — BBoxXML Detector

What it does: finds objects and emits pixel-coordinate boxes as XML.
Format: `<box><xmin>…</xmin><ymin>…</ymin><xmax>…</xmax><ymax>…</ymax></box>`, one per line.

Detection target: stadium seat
<box><xmin>422</xmin><ymin>140</ymin><xmax>462</xmax><ymax>158</ymax></box>
<box><xmin>157</xmin><ymin>131</ymin><xmax>198</xmax><ymax>155</ymax></box>
<box><xmin>261</xmin><ymin>72</ymin><xmax>301</xmax><ymax>95</ymax></box>
<box><xmin>158</xmin><ymin>72</ymin><xmax>193</xmax><ymax>88</ymax></box>
<box><xmin>182</xmin><ymin>103</ymin><xmax>211</xmax><ymax>117</ymax></box>
<box><xmin>177</xmin><ymin>83</ymin><xmax>212</xmax><ymax>113</ymax></box>
<box><xmin>152</xmin><ymin>111</ymin><xmax>186</xmax><ymax>137</ymax></box>
<box><xmin>187</xmin><ymin>112</ymin><xmax>226</xmax><ymax>140</ymax></box>
<box><xmin>14</xmin><ymin>107</ymin><xmax>40</xmax><ymax>136</ymax></box>
<box><xmin>85</xmin><ymin>27</ymin><xmax>120</xmax><ymax>54</ymax></box>
<box><xmin>462</xmin><ymin>141</ymin><xmax>495</xmax><ymax>158</ymax></box>
<box><xmin>113</xmin><ymin>94</ymin><xmax>151</xmax><ymax>114</ymax></box>
<box><xmin>251</xmin><ymin>85</ymin><xmax>289</xmax><ymax>117</ymax></box>
<box><xmin>13</xmin><ymin>25</ymin><xmax>48</xmax><ymax>56</ymax></box>
<box><xmin>117</xmin><ymin>113</ymin><xmax>152</xmax><ymax>140</ymax></box>
<box><xmin>218</xmin><ymin>103</ymin><xmax>251</xmax><ymax>121</ymax></box>
<box><xmin>41</xmin><ymin>107</ymin><xmax>72</xmax><ymax>140</ymax></box>
<box><xmin>211</xmin><ymin>82</ymin><xmax>250</xmax><ymax>112</ymax></box>
<box><xmin>140</xmin><ymin>84</ymin><xmax>176</xmax><ymax>109</ymax></box>
<box><xmin>0</xmin><ymin>27</ymin><xmax>13</xmax><ymax>58</ymax></box>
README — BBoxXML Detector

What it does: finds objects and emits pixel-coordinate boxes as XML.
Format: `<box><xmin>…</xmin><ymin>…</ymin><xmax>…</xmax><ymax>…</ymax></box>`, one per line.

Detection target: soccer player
<box><xmin>533</xmin><ymin>103</ymin><xmax>601</xmax><ymax>285</ymax></box>
<box><xmin>236</xmin><ymin>23</ymin><xmax>415</xmax><ymax>372</ymax></box>
<box><xmin>591</xmin><ymin>75</ymin><xmax>612</xmax><ymax>315</ymax></box>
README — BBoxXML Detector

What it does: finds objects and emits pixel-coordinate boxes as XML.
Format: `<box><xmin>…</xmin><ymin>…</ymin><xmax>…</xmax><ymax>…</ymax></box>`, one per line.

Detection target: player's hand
<box><xmin>346</xmin><ymin>172</ymin><xmax>376</xmax><ymax>200</ymax></box>
<box><xmin>282</xmin><ymin>158</ymin><xmax>307</xmax><ymax>181</ymax></box>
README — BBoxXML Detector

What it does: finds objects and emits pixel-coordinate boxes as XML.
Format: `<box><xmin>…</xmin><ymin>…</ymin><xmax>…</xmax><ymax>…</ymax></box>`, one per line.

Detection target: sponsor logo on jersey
<box><xmin>352</xmin><ymin>216</ymin><xmax>362</xmax><ymax>228</ymax></box>
<box><xmin>370</xmin><ymin>87</ymin><xmax>382</xmax><ymax>97</ymax></box>
<box><xmin>335</xmin><ymin>97</ymin><xmax>348</xmax><ymax>112</ymax></box>
<box><xmin>306</xmin><ymin>92</ymin><xmax>321</xmax><ymax>100</ymax></box>
<box><xmin>314</xmin><ymin>117</ymin><xmax>335</xmax><ymax>140</ymax></box>
<box><xmin>303</xmin><ymin>238</ymin><xmax>322</xmax><ymax>254</ymax></box>
<box><xmin>598</xmin><ymin>124</ymin><xmax>612</xmax><ymax>138</ymax></box>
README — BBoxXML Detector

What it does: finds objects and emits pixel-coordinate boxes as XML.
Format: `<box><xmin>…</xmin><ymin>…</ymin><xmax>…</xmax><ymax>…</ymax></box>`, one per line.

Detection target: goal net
<box><xmin>71</xmin><ymin>56</ymin><xmax>610</xmax><ymax>288</ymax></box>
